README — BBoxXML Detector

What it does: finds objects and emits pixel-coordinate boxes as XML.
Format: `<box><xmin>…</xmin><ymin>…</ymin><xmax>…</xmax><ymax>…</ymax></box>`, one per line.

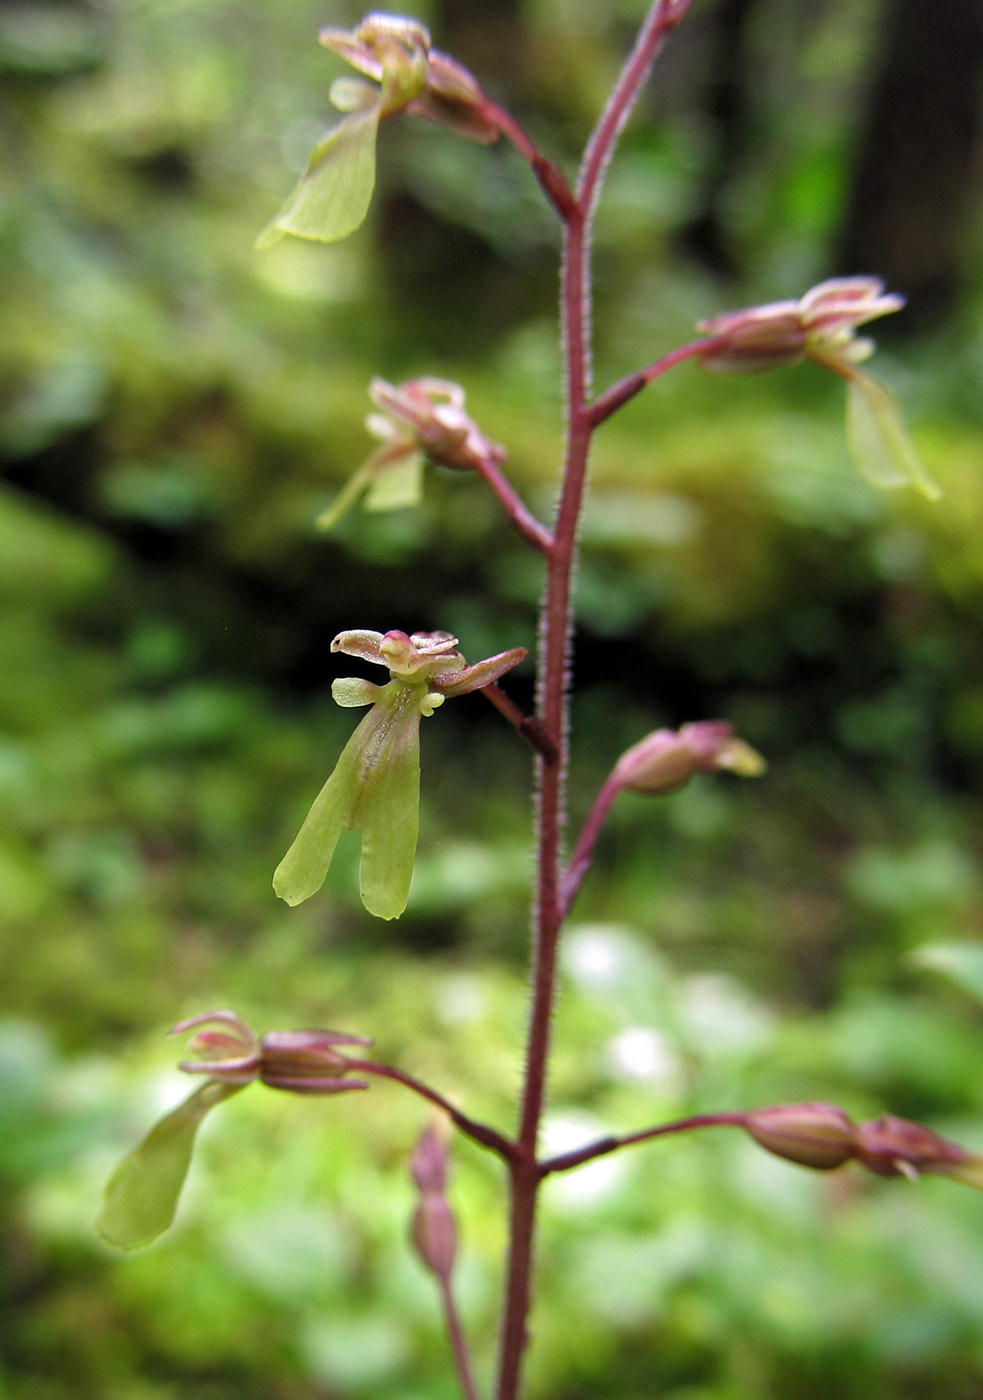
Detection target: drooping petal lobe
<box><xmin>256</xmin><ymin>104</ymin><xmax>381</xmax><ymax>250</ymax></box>
<box><xmin>348</xmin><ymin>683</ymin><xmax>422</xmax><ymax>919</ymax></box>
<box><xmin>272</xmin><ymin>721</ymin><xmax>363</xmax><ymax>905</ymax></box>
<box><xmin>97</xmin><ymin>1081</ymin><xmax>242</xmax><ymax>1249</ymax></box>
<box><xmin>845</xmin><ymin>372</ymin><xmax>940</xmax><ymax>500</ymax></box>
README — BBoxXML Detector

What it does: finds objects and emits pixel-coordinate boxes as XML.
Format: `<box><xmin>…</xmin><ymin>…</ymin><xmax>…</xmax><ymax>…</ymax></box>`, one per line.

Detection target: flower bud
<box><xmin>744</xmin><ymin>1103</ymin><xmax>856</xmax><ymax>1170</ymax></box>
<box><xmin>409</xmin><ymin>1127</ymin><xmax>457</xmax><ymax>1280</ymax></box>
<box><xmin>613</xmin><ymin>721</ymin><xmax>765</xmax><ymax>796</ymax></box>
<box><xmin>412</xmin><ymin>1193</ymin><xmax>458</xmax><ymax>1280</ymax></box>
<box><xmin>411</xmin><ymin>1124</ymin><xmax>450</xmax><ymax>1194</ymax></box>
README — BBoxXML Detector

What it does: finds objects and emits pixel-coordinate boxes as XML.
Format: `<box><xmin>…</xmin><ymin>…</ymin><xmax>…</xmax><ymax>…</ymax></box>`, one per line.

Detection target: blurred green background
<box><xmin>4</xmin><ymin>0</ymin><xmax>983</xmax><ymax>1395</ymax></box>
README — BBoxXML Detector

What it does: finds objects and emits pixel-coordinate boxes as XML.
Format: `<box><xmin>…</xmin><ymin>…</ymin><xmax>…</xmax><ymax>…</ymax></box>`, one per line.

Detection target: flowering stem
<box><xmin>558</xmin><ymin>773</ymin><xmax>622</xmax><ymax>918</ymax></box>
<box><xmin>475</xmin><ymin>452</ymin><xmax>554</xmax><ymax>555</ymax></box>
<box><xmin>494</xmin><ymin>6</ymin><xmax>684</xmax><ymax>1398</ymax></box>
<box><xmin>348</xmin><ymin>1061</ymin><xmax>517</xmax><ymax>1163</ymax></box>
<box><xmin>440</xmin><ymin>1275</ymin><xmax>483</xmax><ymax>1400</ymax></box>
<box><xmin>539</xmin><ymin>1112</ymin><xmax>748</xmax><ymax>1175</ymax></box>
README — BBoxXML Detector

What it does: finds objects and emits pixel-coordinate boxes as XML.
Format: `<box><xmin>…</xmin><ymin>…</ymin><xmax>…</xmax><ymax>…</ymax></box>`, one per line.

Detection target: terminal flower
<box><xmin>318</xmin><ymin>377</ymin><xmax>505</xmax><ymax>530</ymax></box>
<box><xmin>258</xmin><ymin>13</ymin><xmax>497</xmax><ymax>248</ymax></box>
<box><xmin>696</xmin><ymin>277</ymin><xmax>939</xmax><ymax>499</ymax></box>
<box><xmin>273</xmin><ymin>630</ymin><xmax>527</xmax><ymax>917</ymax></box>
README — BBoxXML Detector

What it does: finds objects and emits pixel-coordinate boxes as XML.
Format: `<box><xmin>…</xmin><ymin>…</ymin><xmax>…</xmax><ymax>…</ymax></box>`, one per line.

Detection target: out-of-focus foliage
<box><xmin>3</xmin><ymin>0</ymin><xmax>983</xmax><ymax>1396</ymax></box>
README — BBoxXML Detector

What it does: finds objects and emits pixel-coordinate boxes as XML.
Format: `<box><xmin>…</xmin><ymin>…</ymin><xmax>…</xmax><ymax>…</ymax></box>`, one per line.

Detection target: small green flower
<box><xmin>317</xmin><ymin>377</ymin><xmax>505</xmax><ymax>531</ymax></box>
<box><xmin>696</xmin><ymin>278</ymin><xmax>940</xmax><ymax>499</ymax></box>
<box><xmin>273</xmin><ymin>629</ymin><xmax>526</xmax><ymax>918</ymax></box>
<box><xmin>257</xmin><ymin>14</ymin><xmax>497</xmax><ymax>249</ymax></box>
<box><xmin>98</xmin><ymin>1012</ymin><xmax>371</xmax><ymax>1250</ymax></box>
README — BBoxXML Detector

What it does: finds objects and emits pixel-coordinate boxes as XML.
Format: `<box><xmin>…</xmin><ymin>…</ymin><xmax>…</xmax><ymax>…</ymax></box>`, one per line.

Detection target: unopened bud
<box><xmin>613</xmin><ymin>721</ymin><xmax>765</xmax><ymax>796</ymax></box>
<box><xmin>744</xmin><ymin>1103</ymin><xmax>856</xmax><ymax>1171</ymax></box>
<box><xmin>412</xmin><ymin>1193</ymin><xmax>458</xmax><ymax>1280</ymax></box>
<box><xmin>409</xmin><ymin>1126</ymin><xmax>457</xmax><ymax>1280</ymax></box>
<box><xmin>411</xmin><ymin>1125</ymin><xmax>449</xmax><ymax>1194</ymax></box>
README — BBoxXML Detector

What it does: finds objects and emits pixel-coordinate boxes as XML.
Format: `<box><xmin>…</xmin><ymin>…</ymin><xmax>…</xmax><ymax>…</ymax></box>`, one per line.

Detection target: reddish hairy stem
<box><xmin>474</xmin><ymin>453</ymin><xmax>554</xmax><ymax>555</ymax></box>
<box><xmin>540</xmin><ymin>1113</ymin><xmax>749</xmax><ymax>1176</ymax></box>
<box><xmin>481</xmin><ymin>683</ymin><xmax>559</xmax><ymax>766</ymax></box>
<box><xmin>348</xmin><ymin>1061</ymin><xmax>517</xmax><ymax>1163</ymax></box>
<box><xmin>440</xmin><ymin>1276</ymin><xmax>483</xmax><ymax>1400</ymax></box>
<box><xmin>493</xmin><ymin>7</ymin><xmax>689</xmax><ymax>1397</ymax></box>
<box><xmin>559</xmin><ymin>773</ymin><xmax>622</xmax><ymax>918</ymax></box>
<box><xmin>577</xmin><ymin>0</ymin><xmax>693</xmax><ymax>223</ymax></box>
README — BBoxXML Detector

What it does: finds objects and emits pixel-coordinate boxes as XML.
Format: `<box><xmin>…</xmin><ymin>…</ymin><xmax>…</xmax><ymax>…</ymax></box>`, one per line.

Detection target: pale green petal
<box><xmin>364</xmin><ymin>450</ymin><xmax>424</xmax><ymax>512</ymax></box>
<box><xmin>256</xmin><ymin>104</ymin><xmax>380</xmax><ymax>250</ymax></box>
<box><xmin>348</xmin><ymin>682</ymin><xmax>422</xmax><ymax>920</ymax></box>
<box><xmin>331</xmin><ymin>677</ymin><xmax>381</xmax><ymax>707</ymax></box>
<box><xmin>845</xmin><ymin>373</ymin><xmax>941</xmax><ymax>500</ymax></box>
<box><xmin>97</xmin><ymin>1081</ymin><xmax>241</xmax><ymax>1250</ymax></box>
<box><xmin>273</xmin><ymin>724</ymin><xmax>363</xmax><ymax>905</ymax></box>
<box><xmin>329</xmin><ymin>77</ymin><xmax>378</xmax><ymax>112</ymax></box>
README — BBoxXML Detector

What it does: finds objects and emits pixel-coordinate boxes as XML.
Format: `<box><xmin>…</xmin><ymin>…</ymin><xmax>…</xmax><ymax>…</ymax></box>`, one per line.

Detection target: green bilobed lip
<box><xmin>97</xmin><ymin>1081</ymin><xmax>242</xmax><ymax>1250</ymax></box>
<box><xmin>255</xmin><ymin>102</ymin><xmax>381</xmax><ymax>250</ymax></box>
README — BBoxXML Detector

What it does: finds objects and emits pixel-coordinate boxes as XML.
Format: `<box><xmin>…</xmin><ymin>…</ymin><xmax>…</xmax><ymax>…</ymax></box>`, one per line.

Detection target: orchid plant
<box><xmin>101</xmin><ymin>8</ymin><xmax>966</xmax><ymax>1400</ymax></box>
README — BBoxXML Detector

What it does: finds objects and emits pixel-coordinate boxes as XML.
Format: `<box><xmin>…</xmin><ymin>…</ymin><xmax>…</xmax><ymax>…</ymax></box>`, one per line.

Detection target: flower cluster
<box><xmin>258</xmin><ymin>13</ymin><xmax>496</xmax><ymax>248</ymax></box>
<box><xmin>318</xmin><ymin>377</ymin><xmax>506</xmax><ymax>530</ymax></box>
<box><xmin>745</xmin><ymin>1101</ymin><xmax>983</xmax><ymax>1189</ymax></box>
<box><xmin>273</xmin><ymin>629</ymin><xmax>527</xmax><ymax>918</ymax></box>
<box><xmin>695</xmin><ymin>277</ymin><xmax>940</xmax><ymax>499</ymax></box>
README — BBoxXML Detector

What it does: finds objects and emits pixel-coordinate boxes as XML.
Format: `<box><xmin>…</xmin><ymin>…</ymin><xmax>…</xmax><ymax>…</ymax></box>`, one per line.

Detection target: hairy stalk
<box><xmin>494</xmin><ymin>6</ymin><xmax>682</xmax><ymax>1397</ymax></box>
